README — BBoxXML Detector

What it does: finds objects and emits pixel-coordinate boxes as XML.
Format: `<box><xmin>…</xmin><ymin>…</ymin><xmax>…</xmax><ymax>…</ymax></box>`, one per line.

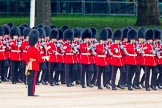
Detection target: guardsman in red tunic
<box><xmin>63</xmin><ymin>29</ymin><xmax>77</xmax><ymax>87</ymax></box>
<box><xmin>21</xmin><ymin>27</ymin><xmax>31</xmax><ymax>84</ymax></box>
<box><xmin>110</xmin><ymin>29</ymin><xmax>125</xmax><ymax>90</ymax></box>
<box><xmin>153</xmin><ymin>29</ymin><xmax>162</xmax><ymax>89</ymax></box>
<box><xmin>143</xmin><ymin>29</ymin><xmax>158</xmax><ymax>91</ymax></box>
<box><xmin>2</xmin><ymin>24</ymin><xmax>11</xmax><ymax>81</ymax></box>
<box><xmin>80</xmin><ymin>28</ymin><xmax>94</xmax><ymax>88</ymax></box>
<box><xmin>73</xmin><ymin>28</ymin><xmax>82</xmax><ymax>85</ymax></box>
<box><xmin>0</xmin><ymin>26</ymin><xmax>8</xmax><ymax>83</ymax></box>
<box><xmin>47</xmin><ymin>28</ymin><xmax>60</xmax><ymax>86</ymax></box>
<box><xmin>26</xmin><ymin>29</ymin><xmax>48</xmax><ymax>96</ymax></box>
<box><xmin>105</xmin><ymin>27</ymin><xmax>113</xmax><ymax>88</ymax></box>
<box><xmin>95</xmin><ymin>29</ymin><xmax>108</xmax><ymax>89</ymax></box>
<box><xmin>37</xmin><ymin>28</ymin><xmax>48</xmax><ymax>85</ymax></box>
<box><xmin>121</xmin><ymin>27</ymin><xmax>129</xmax><ymax>87</ymax></box>
<box><xmin>125</xmin><ymin>29</ymin><xmax>139</xmax><ymax>90</ymax></box>
<box><xmin>9</xmin><ymin>26</ymin><xmax>22</xmax><ymax>84</ymax></box>
<box><xmin>90</xmin><ymin>27</ymin><xmax>98</xmax><ymax>86</ymax></box>
<box><xmin>137</xmin><ymin>27</ymin><xmax>146</xmax><ymax>88</ymax></box>
<box><xmin>58</xmin><ymin>29</ymin><xmax>65</xmax><ymax>84</ymax></box>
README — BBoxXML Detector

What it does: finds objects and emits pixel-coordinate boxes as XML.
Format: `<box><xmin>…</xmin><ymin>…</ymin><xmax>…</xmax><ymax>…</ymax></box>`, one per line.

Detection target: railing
<box><xmin>0</xmin><ymin>1</ymin><xmax>161</xmax><ymax>16</ymax></box>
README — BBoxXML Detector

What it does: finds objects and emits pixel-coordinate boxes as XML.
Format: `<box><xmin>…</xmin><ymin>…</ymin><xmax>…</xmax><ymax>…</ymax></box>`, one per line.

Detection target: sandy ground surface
<box><xmin>0</xmin><ymin>82</ymin><xmax>162</xmax><ymax>108</ymax></box>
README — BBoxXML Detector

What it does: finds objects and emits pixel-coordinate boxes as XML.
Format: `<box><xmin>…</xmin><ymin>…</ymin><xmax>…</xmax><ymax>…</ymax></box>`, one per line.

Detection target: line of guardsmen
<box><xmin>0</xmin><ymin>23</ymin><xmax>162</xmax><ymax>91</ymax></box>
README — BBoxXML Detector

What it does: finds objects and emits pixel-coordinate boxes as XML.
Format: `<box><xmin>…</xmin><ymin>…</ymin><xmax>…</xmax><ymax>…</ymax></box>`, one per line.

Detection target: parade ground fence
<box><xmin>0</xmin><ymin>1</ymin><xmax>162</xmax><ymax>16</ymax></box>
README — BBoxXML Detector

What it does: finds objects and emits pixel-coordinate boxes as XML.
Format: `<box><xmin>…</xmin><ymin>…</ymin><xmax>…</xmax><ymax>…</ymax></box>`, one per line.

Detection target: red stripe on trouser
<box><xmin>32</xmin><ymin>71</ymin><xmax>37</xmax><ymax>95</ymax></box>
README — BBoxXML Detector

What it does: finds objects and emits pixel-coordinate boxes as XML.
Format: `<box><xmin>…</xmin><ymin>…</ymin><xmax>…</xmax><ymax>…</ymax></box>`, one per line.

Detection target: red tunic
<box><xmin>110</xmin><ymin>43</ymin><xmax>124</xmax><ymax>66</ymax></box>
<box><xmin>79</xmin><ymin>42</ymin><xmax>93</xmax><ymax>64</ymax></box>
<box><xmin>0</xmin><ymin>41</ymin><xmax>7</xmax><ymax>60</ymax></box>
<box><xmin>9</xmin><ymin>40</ymin><xmax>21</xmax><ymax>61</ymax></box>
<box><xmin>26</xmin><ymin>46</ymin><xmax>44</xmax><ymax>71</ymax></box>
<box><xmin>143</xmin><ymin>43</ymin><xmax>157</xmax><ymax>66</ymax></box>
<box><xmin>95</xmin><ymin>44</ymin><xmax>107</xmax><ymax>66</ymax></box>
<box><xmin>21</xmin><ymin>40</ymin><xmax>29</xmax><ymax>62</ymax></box>
<box><xmin>125</xmin><ymin>43</ymin><xmax>138</xmax><ymax>65</ymax></box>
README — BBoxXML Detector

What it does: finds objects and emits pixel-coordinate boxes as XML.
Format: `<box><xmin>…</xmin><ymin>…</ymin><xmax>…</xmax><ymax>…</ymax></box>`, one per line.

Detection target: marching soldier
<box><xmin>80</xmin><ymin>28</ymin><xmax>94</xmax><ymax>88</ymax></box>
<box><xmin>63</xmin><ymin>29</ymin><xmax>77</xmax><ymax>87</ymax></box>
<box><xmin>137</xmin><ymin>27</ymin><xmax>146</xmax><ymax>88</ymax></box>
<box><xmin>153</xmin><ymin>29</ymin><xmax>162</xmax><ymax>89</ymax></box>
<box><xmin>9</xmin><ymin>26</ymin><xmax>22</xmax><ymax>84</ymax></box>
<box><xmin>26</xmin><ymin>29</ymin><xmax>49</xmax><ymax>96</ymax></box>
<box><xmin>110</xmin><ymin>29</ymin><xmax>125</xmax><ymax>90</ymax></box>
<box><xmin>125</xmin><ymin>29</ymin><xmax>139</xmax><ymax>90</ymax></box>
<box><xmin>37</xmin><ymin>28</ymin><xmax>48</xmax><ymax>85</ymax></box>
<box><xmin>21</xmin><ymin>27</ymin><xmax>31</xmax><ymax>84</ymax></box>
<box><xmin>143</xmin><ymin>29</ymin><xmax>158</xmax><ymax>91</ymax></box>
<box><xmin>95</xmin><ymin>29</ymin><xmax>108</xmax><ymax>89</ymax></box>
<box><xmin>47</xmin><ymin>28</ymin><xmax>60</xmax><ymax>86</ymax></box>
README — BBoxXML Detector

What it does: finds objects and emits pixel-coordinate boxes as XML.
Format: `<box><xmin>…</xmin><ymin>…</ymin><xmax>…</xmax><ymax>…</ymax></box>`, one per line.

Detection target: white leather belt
<box><xmin>81</xmin><ymin>53</ymin><xmax>91</xmax><ymax>55</ymax></box>
<box><xmin>40</xmin><ymin>51</ymin><xmax>44</xmax><ymax>54</ymax></box>
<box><xmin>97</xmin><ymin>55</ymin><xmax>106</xmax><ymax>57</ymax></box>
<box><xmin>11</xmin><ymin>50</ymin><xmax>21</xmax><ymax>53</ymax></box>
<box><xmin>23</xmin><ymin>50</ymin><xmax>27</xmax><ymax>53</ymax></box>
<box><xmin>113</xmin><ymin>55</ymin><xmax>122</xmax><ymax>58</ymax></box>
<box><xmin>0</xmin><ymin>50</ymin><xmax>5</xmax><ymax>52</ymax></box>
<box><xmin>66</xmin><ymin>53</ymin><xmax>74</xmax><ymax>55</ymax></box>
<box><xmin>144</xmin><ymin>54</ymin><xmax>156</xmax><ymax>57</ymax></box>
<box><xmin>127</xmin><ymin>53</ymin><xmax>137</xmax><ymax>56</ymax></box>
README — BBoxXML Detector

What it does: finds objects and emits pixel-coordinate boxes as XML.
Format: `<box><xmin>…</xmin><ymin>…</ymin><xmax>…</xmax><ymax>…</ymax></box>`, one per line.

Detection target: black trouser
<box><xmin>106</xmin><ymin>65</ymin><xmax>112</xmax><ymax>85</ymax></box>
<box><xmin>37</xmin><ymin>62</ymin><xmax>47</xmax><ymax>83</ymax></box>
<box><xmin>21</xmin><ymin>61</ymin><xmax>26</xmax><ymax>83</ymax></box>
<box><xmin>157</xmin><ymin>64</ymin><xmax>162</xmax><ymax>86</ymax></box>
<box><xmin>49</xmin><ymin>62</ymin><xmax>60</xmax><ymax>85</ymax></box>
<box><xmin>91</xmin><ymin>64</ymin><xmax>97</xmax><ymax>84</ymax></box>
<box><xmin>27</xmin><ymin>70</ymin><xmax>37</xmax><ymax>96</ymax></box>
<box><xmin>0</xmin><ymin>60</ymin><xmax>9</xmax><ymax>81</ymax></box>
<box><xmin>126</xmin><ymin>64</ymin><xmax>139</xmax><ymax>88</ymax></box>
<box><xmin>81</xmin><ymin>64</ymin><xmax>93</xmax><ymax>86</ymax></box>
<box><xmin>60</xmin><ymin>63</ymin><xmax>65</xmax><ymax>83</ymax></box>
<box><xmin>65</xmin><ymin>63</ymin><xmax>77</xmax><ymax>85</ymax></box>
<box><xmin>97</xmin><ymin>65</ymin><xmax>110</xmax><ymax>87</ymax></box>
<box><xmin>145</xmin><ymin>66</ymin><xmax>158</xmax><ymax>89</ymax></box>
<box><xmin>111</xmin><ymin>66</ymin><xmax>125</xmax><ymax>88</ymax></box>
<box><xmin>76</xmin><ymin>63</ymin><xmax>81</xmax><ymax>83</ymax></box>
<box><xmin>133</xmin><ymin>65</ymin><xmax>141</xmax><ymax>86</ymax></box>
<box><xmin>139</xmin><ymin>65</ymin><xmax>145</xmax><ymax>84</ymax></box>
<box><xmin>11</xmin><ymin>60</ymin><xmax>22</xmax><ymax>83</ymax></box>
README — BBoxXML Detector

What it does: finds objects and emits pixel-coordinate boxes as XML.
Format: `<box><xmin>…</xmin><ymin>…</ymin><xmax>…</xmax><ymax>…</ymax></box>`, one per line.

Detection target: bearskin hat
<box><xmin>81</xmin><ymin>28</ymin><xmax>92</xmax><ymax>40</ymax></box>
<box><xmin>23</xmin><ymin>27</ymin><xmax>31</xmax><ymax>38</ymax></box>
<box><xmin>105</xmin><ymin>27</ymin><xmax>112</xmax><ymax>39</ymax></box>
<box><xmin>20</xmin><ymin>23</ymin><xmax>29</xmax><ymax>28</ymax></box>
<box><xmin>19</xmin><ymin>26</ymin><xmax>25</xmax><ymax>36</ymax></box>
<box><xmin>113</xmin><ymin>29</ymin><xmax>122</xmax><ymax>41</ymax></box>
<box><xmin>37</xmin><ymin>24</ymin><xmax>44</xmax><ymax>28</ymax></box>
<box><xmin>74</xmin><ymin>27</ymin><xmax>82</xmax><ymax>38</ymax></box>
<box><xmin>58</xmin><ymin>29</ymin><xmax>63</xmax><ymax>40</ymax></box>
<box><xmin>28</xmin><ymin>29</ymin><xmax>39</xmax><ymax>46</ymax></box>
<box><xmin>50</xmin><ymin>28</ymin><xmax>58</xmax><ymax>40</ymax></box>
<box><xmin>10</xmin><ymin>26</ymin><xmax>20</xmax><ymax>38</ymax></box>
<box><xmin>38</xmin><ymin>28</ymin><xmax>46</xmax><ymax>39</ymax></box>
<box><xmin>127</xmin><ymin>29</ymin><xmax>138</xmax><ymax>42</ymax></box>
<box><xmin>122</xmin><ymin>27</ymin><xmax>129</xmax><ymax>39</ymax></box>
<box><xmin>145</xmin><ymin>29</ymin><xmax>154</xmax><ymax>40</ymax></box>
<box><xmin>98</xmin><ymin>29</ymin><xmax>108</xmax><ymax>41</ymax></box>
<box><xmin>154</xmin><ymin>29</ymin><xmax>161</xmax><ymax>40</ymax></box>
<box><xmin>7</xmin><ymin>23</ymin><xmax>14</xmax><ymax>28</ymax></box>
<box><xmin>44</xmin><ymin>26</ymin><xmax>51</xmax><ymax>37</ymax></box>
<box><xmin>0</xmin><ymin>26</ymin><xmax>4</xmax><ymax>36</ymax></box>
<box><xmin>90</xmin><ymin>27</ymin><xmax>97</xmax><ymax>38</ymax></box>
<box><xmin>51</xmin><ymin>25</ymin><xmax>57</xmax><ymax>29</ymax></box>
<box><xmin>138</xmin><ymin>27</ymin><xmax>145</xmax><ymax>39</ymax></box>
<box><xmin>2</xmin><ymin>24</ymin><xmax>10</xmax><ymax>35</ymax></box>
<box><xmin>63</xmin><ymin>29</ymin><xmax>74</xmax><ymax>41</ymax></box>
<box><xmin>61</xmin><ymin>25</ymin><xmax>69</xmax><ymax>32</ymax></box>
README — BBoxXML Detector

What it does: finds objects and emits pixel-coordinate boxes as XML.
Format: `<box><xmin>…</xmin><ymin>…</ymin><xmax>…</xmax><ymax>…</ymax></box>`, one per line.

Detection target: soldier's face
<box><xmin>154</xmin><ymin>39</ymin><xmax>159</xmax><ymax>43</ymax></box>
<box><xmin>84</xmin><ymin>38</ymin><xmax>89</xmax><ymax>43</ymax></box>
<box><xmin>74</xmin><ymin>37</ymin><xmax>79</xmax><ymax>42</ymax></box>
<box><xmin>130</xmin><ymin>39</ymin><xmax>136</xmax><ymax>43</ymax></box>
<box><xmin>13</xmin><ymin>35</ymin><xmax>18</xmax><ymax>40</ymax></box>
<box><xmin>52</xmin><ymin>38</ymin><xmax>57</xmax><ymax>42</ymax></box>
<box><xmin>123</xmin><ymin>38</ymin><xmax>128</xmax><ymax>42</ymax></box>
<box><xmin>138</xmin><ymin>38</ymin><xmax>144</xmax><ymax>43</ymax></box>
<box><xmin>147</xmin><ymin>39</ymin><xmax>153</xmax><ymax>43</ymax></box>
<box><xmin>114</xmin><ymin>40</ymin><xmax>120</xmax><ymax>44</ymax></box>
<box><xmin>0</xmin><ymin>36</ymin><xmax>3</xmax><ymax>40</ymax></box>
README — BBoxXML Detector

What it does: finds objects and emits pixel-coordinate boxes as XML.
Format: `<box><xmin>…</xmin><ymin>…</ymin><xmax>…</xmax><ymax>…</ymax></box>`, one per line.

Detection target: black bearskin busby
<box><xmin>10</xmin><ymin>26</ymin><xmax>21</xmax><ymax>39</ymax></box>
<box><xmin>145</xmin><ymin>29</ymin><xmax>154</xmax><ymax>40</ymax></box>
<box><xmin>81</xmin><ymin>28</ymin><xmax>92</xmax><ymax>40</ymax></box>
<box><xmin>98</xmin><ymin>29</ymin><xmax>108</xmax><ymax>41</ymax></box>
<box><xmin>113</xmin><ymin>29</ymin><xmax>122</xmax><ymax>41</ymax></box>
<box><xmin>28</xmin><ymin>29</ymin><xmax>39</xmax><ymax>46</ymax></box>
<box><xmin>63</xmin><ymin>29</ymin><xmax>74</xmax><ymax>41</ymax></box>
<box><xmin>38</xmin><ymin>28</ymin><xmax>46</xmax><ymax>39</ymax></box>
<box><xmin>50</xmin><ymin>28</ymin><xmax>58</xmax><ymax>40</ymax></box>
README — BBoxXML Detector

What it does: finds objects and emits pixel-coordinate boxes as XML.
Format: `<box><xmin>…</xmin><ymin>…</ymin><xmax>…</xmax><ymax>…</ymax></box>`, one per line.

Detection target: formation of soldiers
<box><xmin>0</xmin><ymin>23</ymin><xmax>162</xmax><ymax>91</ymax></box>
